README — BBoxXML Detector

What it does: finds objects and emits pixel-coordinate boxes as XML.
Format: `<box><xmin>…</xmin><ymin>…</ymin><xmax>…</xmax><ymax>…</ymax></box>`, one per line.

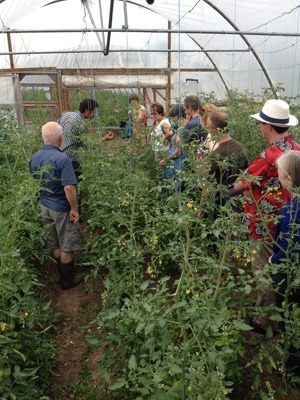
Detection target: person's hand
<box><xmin>159</xmin><ymin>159</ymin><xmax>165</xmax><ymax>167</ymax></box>
<box><xmin>70</xmin><ymin>209</ymin><xmax>79</xmax><ymax>223</ymax></box>
<box><xmin>104</xmin><ymin>132</ymin><xmax>114</xmax><ymax>140</ymax></box>
<box><xmin>243</xmin><ymin>189</ymin><xmax>252</xmax><ymax>199</ymax></box>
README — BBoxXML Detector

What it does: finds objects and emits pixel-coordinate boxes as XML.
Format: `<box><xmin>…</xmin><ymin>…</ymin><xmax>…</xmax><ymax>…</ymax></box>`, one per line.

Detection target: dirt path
<box><xmin>37</xmin><ymin>262</ymin><xmax>105</xmax><ymax>398</ymax></box>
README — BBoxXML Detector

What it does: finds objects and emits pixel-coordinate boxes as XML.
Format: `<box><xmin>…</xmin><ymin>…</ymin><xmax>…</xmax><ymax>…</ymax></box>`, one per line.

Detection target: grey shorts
<box><xmin>41</xmin><ymin>205</ymin><xmax>81</xmax><ymax>253</ymax></box>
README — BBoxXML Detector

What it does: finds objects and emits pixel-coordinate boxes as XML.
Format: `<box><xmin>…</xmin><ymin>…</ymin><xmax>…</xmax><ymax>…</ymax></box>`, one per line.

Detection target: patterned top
<box><xmin>241</xmin><ymin>135</ymin><xmax>300</xmax><ymax>241</ymax></box>
<box><xmin>58</xmin><ymin>111</ymin><xmax>87</xmax><ymax>164</ymax></box>
<box><xmin>150</xmin><ymin>118</ymin><xmax>171</xmax><ymax>152</ymax></box>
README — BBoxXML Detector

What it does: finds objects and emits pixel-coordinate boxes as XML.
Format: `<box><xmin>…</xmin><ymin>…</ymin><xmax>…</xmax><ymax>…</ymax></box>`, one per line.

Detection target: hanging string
<box><xmin>76</xmin><ymin>0</ymin><xmax>101</xmax><ymax>145</ymax></box>
<box><xmin>291</xmin><ymin>7</ymin><xmax>300</xmax><ymax>101</ymax></box>
<box><xmin>175</xmin><ymin>1</ymin><xmax>188</xmax><ymax>399</ymax></box>
<box><xmin>228</xmin><ymin>0</ymin><xmax>237</xmax><ymax>106</ymax></box>
<box><xmin>80</xmin><ymin>0</ymin><xmax>97</xmax><ymax>102</ymax></box>
<box><xmin>124</xmin><ymin>7</ymin><xmax>134</xmax><ymax>194</ymax></box>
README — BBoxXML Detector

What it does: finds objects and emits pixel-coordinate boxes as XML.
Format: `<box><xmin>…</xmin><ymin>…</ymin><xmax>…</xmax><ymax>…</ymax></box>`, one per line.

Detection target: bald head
<box><xmin>42</xmin><ymin>121</ymin><xmax>63</xmax><ymax>146</ymax></box>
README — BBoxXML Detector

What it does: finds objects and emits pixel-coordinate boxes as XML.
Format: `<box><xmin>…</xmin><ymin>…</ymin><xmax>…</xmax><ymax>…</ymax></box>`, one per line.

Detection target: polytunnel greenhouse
<box><xmin>1</xmin><ymin>0</ymin><xmax>300</xmax><ymax>125</ymax></box>
<box><xmin>1</xmin><ymin>2</ymin><xmax>300</xmax><ymax>400</ymax></box>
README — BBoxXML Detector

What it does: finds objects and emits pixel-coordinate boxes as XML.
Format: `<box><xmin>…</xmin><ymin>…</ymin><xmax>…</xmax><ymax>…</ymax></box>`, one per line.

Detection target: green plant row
<box><xmin>78</xmin><ymin>87</ymin><xmax>300</xmax><ymax>399</ymax></box>
<box><xmin>0</xmin><ymin>109</ymin><xmax>56</xmax><ymax>399</ymax></box>
<box><xmin>1</xmin><ymin>86</ymin><xmax>300</xmax><ymax>399</ymax></box>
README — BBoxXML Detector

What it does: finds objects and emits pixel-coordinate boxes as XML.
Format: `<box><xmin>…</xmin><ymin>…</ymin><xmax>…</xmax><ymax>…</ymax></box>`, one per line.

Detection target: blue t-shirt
<box><xmin>29</xmin><ymin>145</ymin><xmax>77</xmax><ymax>212</ymax></box>
<box><xmin>180</xmin><ymin>116</ymin><xmax>207</xmax><ymax>144</ymax></box>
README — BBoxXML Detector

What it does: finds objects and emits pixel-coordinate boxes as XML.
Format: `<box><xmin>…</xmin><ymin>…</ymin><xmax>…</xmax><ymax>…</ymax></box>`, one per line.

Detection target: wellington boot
<box><xmin>53</xmin><ymin>256</ymin><xmax>61</xmax><ymax>274</ymax></box>
<box><xmin>59</xmin><ymin>261</ymin><xmax>84</xmax><ymax>290</ymax></box>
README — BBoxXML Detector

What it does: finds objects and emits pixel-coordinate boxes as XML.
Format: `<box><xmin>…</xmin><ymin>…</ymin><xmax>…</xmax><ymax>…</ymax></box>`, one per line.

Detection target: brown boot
<box><xmin>59</xmin><ymin>260</ymin><xmax>83</xmax><ymax>290</ymax></box>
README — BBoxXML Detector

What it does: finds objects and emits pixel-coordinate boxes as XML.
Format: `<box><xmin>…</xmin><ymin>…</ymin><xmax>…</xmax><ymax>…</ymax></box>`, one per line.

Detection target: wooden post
<box><xmin>7</xmin><ymin>33</ymin><xmax>25</xmax><ymax>127</ymax></box>
<box><xmin>12</xmin><ymin>75</ymin><xmax>25</xmax><ymax>128</ymax></box>
<box><xmin>7</xmin><ymin>33</ymin><xmax>15</xmax><ymax>70</ymax></box>
<box><xmin>56</xmin><ymin>69</ymin><xmax>65</xmax><ymax>115</ymax></box>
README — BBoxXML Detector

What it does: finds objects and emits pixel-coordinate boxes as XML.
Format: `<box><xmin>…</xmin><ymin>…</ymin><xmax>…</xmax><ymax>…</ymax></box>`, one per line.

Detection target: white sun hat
<box><xmin>250</xmin><ymin>99</ymin><xmax>298</xmax><ymax>127</ymax></box>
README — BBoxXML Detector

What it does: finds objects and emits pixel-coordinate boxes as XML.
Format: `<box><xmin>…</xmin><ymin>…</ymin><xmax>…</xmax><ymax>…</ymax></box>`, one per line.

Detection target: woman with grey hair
<box><xmin>269</xmin><ymin>150</ymin><xmax>300</xmax><ymax>378</ymax></box>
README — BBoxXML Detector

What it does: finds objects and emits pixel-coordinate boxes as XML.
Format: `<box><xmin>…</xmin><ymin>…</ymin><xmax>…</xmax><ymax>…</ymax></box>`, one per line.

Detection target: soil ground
<box><xmin>36</xmin><ymin>261</ymin><xmax>110</xmax><ymax>399</ymax></box>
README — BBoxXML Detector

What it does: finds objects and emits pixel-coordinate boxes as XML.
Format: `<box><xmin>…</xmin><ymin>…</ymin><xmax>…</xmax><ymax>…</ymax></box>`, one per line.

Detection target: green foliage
<box><xmin>93</xmin><ymin>269</ymin><xmax>249</xmax><ymax>399</ymax></box>
<box><xmin>2</xmin><ymin>88</ymin><xmax>300</xmax><ymax>399</ymax></box>
<box><xmin>0</xmin><ymin>113</ymin><xmax>56</xmax><ymax>399</ymax></box>
<box><xmin>22</xmin><ymin>89</ymin><xmax>49</xmax><ymax>102</ymax></box>
<box><xmin>67</xmin><ymin>89</ymin><xmax>130</xmax><ymax>127</ymax></box>
<box><xmin>226</xmin><ymin>87</ymin><xmax>300</xmax><ymax>162</ymax></box>
<box><xmin>79</xmin><ymin>124</ymin><xmax>260</xmax><ymax>398</ymax></box>
<box><xmin>79</xmin><ymin>88</ymin><xmax>300</xmax><ymax>399</ymax></box>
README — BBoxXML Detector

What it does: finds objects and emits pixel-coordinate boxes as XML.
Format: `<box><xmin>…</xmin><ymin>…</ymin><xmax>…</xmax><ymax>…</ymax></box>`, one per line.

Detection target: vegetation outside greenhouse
<box><xmin>1</xmin><ymin>87</ymin><xmax>300</xmax><ymax>399</ymax></box>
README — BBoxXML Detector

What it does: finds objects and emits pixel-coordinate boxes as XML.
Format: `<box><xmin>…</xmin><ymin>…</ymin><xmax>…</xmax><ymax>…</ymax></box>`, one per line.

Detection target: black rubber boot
<box><xmin>53</xmin><ymin>256</ymin><xmax>61</xmax><ymax>274</ymax></box>
<box><xmin>59</xmin><ymin>261</ymin><xmax>83</xmax><ymax>290</ymax></box>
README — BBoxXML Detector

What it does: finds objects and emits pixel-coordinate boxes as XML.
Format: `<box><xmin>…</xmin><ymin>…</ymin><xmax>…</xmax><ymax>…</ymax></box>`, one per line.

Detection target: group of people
<box><xmin>30</xmin><ymin>98</ymin><xmax>114</xmax><ymax>290</ymax></box>
<box><xmin>234</xmin><ymin>100</ymin><xmax>300</xmax><ymax>377</ymax></box>
<box><xmin>148</xmin><ymin>95</ymin><xmax>248</xmax><ymax>197</ymax></box>
<box><xmin>147</xmin><ymin>96</ymin><xmax>300</xmax><ymax>376</ymax></box>
<box><xmin>30</xmin><ymin>94</ymin><xmax>300</xmax><ymax>376</ymax></box>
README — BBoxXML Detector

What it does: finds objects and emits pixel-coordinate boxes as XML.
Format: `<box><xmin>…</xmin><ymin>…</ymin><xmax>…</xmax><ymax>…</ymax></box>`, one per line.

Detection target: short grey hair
<box><xmin>42</xmin><ymin>121</ymin><xmax>63</xmax><ymax>144</ymax></box>
<box><xmin>276</xmin><ymin>150</ymin><xmax>300</xmax><ymax>188</ymax></box>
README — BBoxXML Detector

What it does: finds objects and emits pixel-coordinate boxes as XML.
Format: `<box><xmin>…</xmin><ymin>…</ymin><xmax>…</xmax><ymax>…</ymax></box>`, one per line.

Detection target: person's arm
<box><xmin>162</xmin><ymin>123</ymin><xmax>173</xmax><ymax>141</ymax></box>
<box><xmin>103</xmin><ymin>132</ymin><xmax>114</xmax><ymax>140</ymax></box>
<box><xmin>138</xmin><ymin>106</ymin><xmax>146</xmax><ymax>121</ymax></box>
<box><xmin>159</xmin><ymin>148</ymin><xmax>179</xmax><ymax>167</ymax></box>
<box><xmin>205</xmin><ymin>132</ymin><xmax>216</xmax><ymax>151</ymax></box>
<box><xmin>234</xmin><ymin>154</ymin><xmax>268</xmax><ymax>194</ymax></box>
<box><xmin>233</xmin><ymin>179</ymin><xmax>244</xmax><ymax>193</ymax></box>
<box><xmin>159</xmin><ymin>134</ymin><xmax>181</xmax><ymax>166</ymax></box>
<box><xmin>64</xmin><ymin>185</ymin><xmax>79</xmax><ymax>223</ymax></box>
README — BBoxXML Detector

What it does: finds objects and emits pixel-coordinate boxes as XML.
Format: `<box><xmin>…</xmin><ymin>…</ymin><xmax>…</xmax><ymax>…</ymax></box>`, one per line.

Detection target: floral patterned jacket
<box><xmin>241</xmin><ymin>136</ymin><xmax>300</xmax><ymax>241</ymax></box>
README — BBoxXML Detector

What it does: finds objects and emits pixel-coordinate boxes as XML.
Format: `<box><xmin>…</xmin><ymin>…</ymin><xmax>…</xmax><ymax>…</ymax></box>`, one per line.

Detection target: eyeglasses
<box><xmin>256</xmin><ymin>121</ymin><xmax>267</xmax><ymax>126</ymax></box>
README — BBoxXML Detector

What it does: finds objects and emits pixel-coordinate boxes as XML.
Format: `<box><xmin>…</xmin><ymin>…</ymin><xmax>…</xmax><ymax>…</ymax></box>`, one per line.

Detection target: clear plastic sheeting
<box><xmin>0</xmin><ymin>76</ymin><xmax>15</xmax><ymax>105</ymax></box>
<box><xmin>63</xmin><ymin>74</ymin><xmax>167</xmax><ymax>89</ymax></box>
<box><xmin>0</xmin><ymin>0</ymin><xmax>300</xmax><ymax>100</ymax></box>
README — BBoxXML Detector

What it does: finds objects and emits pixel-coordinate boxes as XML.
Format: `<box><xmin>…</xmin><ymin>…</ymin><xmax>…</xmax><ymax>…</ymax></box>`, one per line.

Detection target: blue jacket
<box><xmin>271</xmin><ymin>196</ymin><xmax>300</xmax><ymax>289</ymax></box>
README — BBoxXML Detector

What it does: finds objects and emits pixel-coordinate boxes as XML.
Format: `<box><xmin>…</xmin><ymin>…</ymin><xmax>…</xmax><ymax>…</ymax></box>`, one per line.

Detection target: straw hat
<box><xmin>250</xmin><ymin>99</ymin><xmax>298</xmax><ymax>127</ymax></box>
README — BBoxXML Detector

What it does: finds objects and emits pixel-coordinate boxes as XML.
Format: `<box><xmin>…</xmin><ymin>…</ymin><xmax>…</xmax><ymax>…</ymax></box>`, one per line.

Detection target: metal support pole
<box><xmin>166</xmin><ymin>20</ymin><xmax>171</xmax><ymax>113</ymax></box>
<box><xmin>122</xmin><ymin>0</ymin><xmax>129</xmax><ymax>30</ymax></box>
<box><xmin>104</xmin><ymin>0</ymin><xmax>115</xmax><ymax>56</ymax></box>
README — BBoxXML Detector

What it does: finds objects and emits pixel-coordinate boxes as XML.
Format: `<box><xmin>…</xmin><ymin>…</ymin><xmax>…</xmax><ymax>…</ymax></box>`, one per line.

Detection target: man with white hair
<box><xmin>234</xmin><ymin>99</ymin><xmax>300</xmax><ymax>333</ymax></box>
<box><xmin>29</xmin><ymin>121</ymin><xmax>83</xmax><ymax>290</ymax></box>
